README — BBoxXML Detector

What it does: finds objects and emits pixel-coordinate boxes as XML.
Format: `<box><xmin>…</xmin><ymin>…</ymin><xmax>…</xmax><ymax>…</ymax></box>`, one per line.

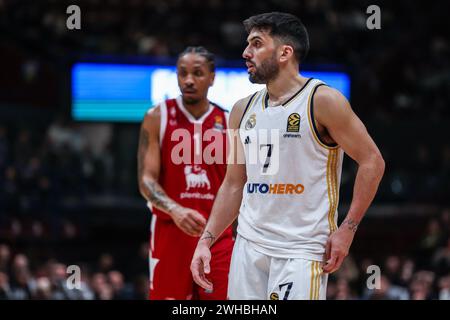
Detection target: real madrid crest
<box><xmin>245</xmin><ymin>113</ymin><xmax>257</xmax><ymax>130</ymax></box>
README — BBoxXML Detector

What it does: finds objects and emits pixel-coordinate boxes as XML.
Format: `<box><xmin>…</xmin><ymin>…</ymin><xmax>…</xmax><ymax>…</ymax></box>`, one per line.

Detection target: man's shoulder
<box><xmin>312</xmin><ymin>84</ymin><xmax>354</xmax><ymax>130</ymax></box>
<box><xmin>145</xmin><ymin>97</ymin><xmax>179</xmax><ymax>118</ymax></box>
<box><xmin>144</xmin><ymin>104</ymin><xmax>161</xmax><ymax>122</ymax></box>
<box><xmin>225</xmin><ymin>92</ymin><xmax>261</xmax><ymax>129</ymax></box>
<box><xmin>313</xmin><ymin>85</ymin><xmax>348</xmax><ymax>107</ymax></box>
<box><xmin>141</xmin><ymin>104</ymin><xmax>161</xmax><ymax>135</ymax></box>
<box><xmin>233</xmin><ymin>92</ymin><xmax>260</xmax><ymax>114</ymax></box>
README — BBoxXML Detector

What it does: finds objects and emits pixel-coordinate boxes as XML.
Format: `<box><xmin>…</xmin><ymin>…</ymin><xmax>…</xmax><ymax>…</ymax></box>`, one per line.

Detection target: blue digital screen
<box><xmin>72</xmin><ymin>63</ymin><xmax>350</xmax><ymax>122</ymax></box>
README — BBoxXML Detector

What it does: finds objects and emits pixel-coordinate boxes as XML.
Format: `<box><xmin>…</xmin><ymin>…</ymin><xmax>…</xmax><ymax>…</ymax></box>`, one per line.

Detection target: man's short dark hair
<box><xmin>243</xmin><ymin>12</ymin><xmax>309</xmax><ymax>64</ymax></box>
<box><xmin>178</xmin><ymin>46</ymin><xmax>215</xmax><ymax>72</ymax></box>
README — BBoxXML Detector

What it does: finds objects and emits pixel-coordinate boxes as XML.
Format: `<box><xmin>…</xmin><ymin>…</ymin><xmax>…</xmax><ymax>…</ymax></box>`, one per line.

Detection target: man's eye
<box><xmin>194</xmin><ymin>71</ymin><xmax>203</xmax><ymax>76</ymax></box>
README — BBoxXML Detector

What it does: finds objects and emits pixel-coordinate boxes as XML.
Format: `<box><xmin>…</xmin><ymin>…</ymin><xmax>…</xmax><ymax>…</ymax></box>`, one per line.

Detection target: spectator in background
<box><xmin>108</xmin><ymin>270</ymin><xmax>133</xmax><ymax>300</ymax></box>
<box><xmin>334</xmin><ymin>278</ymin><xmax>357</xmax><ymax>300</ymax></box>
<box><xmin>97</xmin><ymin>253</ymin><xmax>115</xmax><ymax>274</ymax></box>
<box><xmin>409</xmin><ymin>271</ymin><xmax>435</xmax><ymax>300</ymax></box>
<box><xmin>334</xmin><ymin>254</ymin><xmax>360</xmax><ymax>284</ymax></box>
<box><xmin>33</xmin><ymin>277</ymin><xmax>52</xmax><ymax>300</ymax></box>
<box><xmin>0</xmin><ymin>272</ymin><xmax>11</xmax><ymax>299</ymax></box>
<box><xmin>90</xmin><ymin>273</ymin><xmax>113</xmax><ymax>300</ymax></box>
<box><xmin>47</xmin><ymin>261</ymin><xmax>70</xmax><ymax>300</ymax></box>
<box><xmin>73</xmin><ymin>264</ymin><xmax>95</xmax><ymax>300</ymax></box>
<box><xmin>432</xmin><ymin>237</ymin><xmax>450</xmax><ymax>277</ymax></box>
<box><xmin>399</xmin><ymin>259</ymin><xmax>415</xmax><ymax>287</ymax></box>
<box><xmin>132</xmin><ymin>275</ymin><xmax>149</xmax><ymax>300</ymax></box>
<box><xmin>9</xmin><ymin>254</ymin><xmax>36</xmax><ymax>300</ymax></box>
<box><xmin>364</xmin><ymin>275</ymin><xmax>409</xmax><ymax>300</ymax></box>
<box><xmin>326</xmin><ymin>277</ymin><xmax>338</xmax><ymax>300</ymax></box>
<box><xmin>417</xmin><ymin>218</ymin><xmax>445</xmax><ymax>269</ymax></box>
<box><xmin>0</xmin><ymin>244</ymin><xmax>11</xmax><ymax>274</ymax></box>
<box><xmin>384</xmin><ymin>255</ymin><xmax>403</xmax><ymax>286</ymax></box>
<box><xmin>437</xmin><ymin>275</ymin><xmax>450</xmax><ymax>300</ymax></box>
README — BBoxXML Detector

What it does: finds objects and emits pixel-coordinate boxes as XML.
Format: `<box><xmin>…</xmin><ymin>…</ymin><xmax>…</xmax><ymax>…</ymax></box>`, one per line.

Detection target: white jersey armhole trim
<box><xmin>159</xmin><ymin>100</ymin><xmax>168</xmax><ymax>146</ymax></box>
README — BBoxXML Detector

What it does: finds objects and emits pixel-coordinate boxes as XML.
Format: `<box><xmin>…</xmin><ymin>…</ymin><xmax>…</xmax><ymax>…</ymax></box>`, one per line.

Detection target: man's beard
<box><xmin>182</xmin><ymin>96</ymin><xmax>200</xmax><ymax>105</ymax></box>
<box><xmin>248</xmin><ymin>53</ymin><xmax>280</xmax><ymax>84</ymax></box>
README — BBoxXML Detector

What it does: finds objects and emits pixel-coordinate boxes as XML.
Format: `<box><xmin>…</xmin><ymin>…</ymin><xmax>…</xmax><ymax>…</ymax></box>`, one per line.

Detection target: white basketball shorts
<box><xmin>228</xmin><ymin>234</ymin><xmax>328</xmax><ymax>300</ymax></box>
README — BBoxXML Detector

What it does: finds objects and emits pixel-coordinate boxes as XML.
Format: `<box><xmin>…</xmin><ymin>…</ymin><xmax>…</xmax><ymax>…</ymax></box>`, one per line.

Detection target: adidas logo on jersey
<box><xmin>244</xmin><ymin>136</ymin><xmax>251</xmax><ymax>144</ymax></box>
<box><xmin>247</xmin><ymin>183</ymin><xmax>305</xmax><ymax>195</ymax></box>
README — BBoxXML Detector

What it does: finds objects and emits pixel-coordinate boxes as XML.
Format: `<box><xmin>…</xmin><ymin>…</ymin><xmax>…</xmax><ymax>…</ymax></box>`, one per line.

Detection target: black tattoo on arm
<box><xmin>201</xmin><ymin>231</ymin><xmax>216</xmax><ymax>247</ymax></box>
<box><xmin>137</xmin><ymin>126</ymin><xmax>178</xmax><ymax>214</ymax></box>
<box><xmin>143</xmin><ymin>180</ymin><xmax>178</xmax><ymax>213</ymax></box>
<box><xmin>342</xmin><ymin>218</ymin><xmax>359</xmax><ymax>233</ymax></box>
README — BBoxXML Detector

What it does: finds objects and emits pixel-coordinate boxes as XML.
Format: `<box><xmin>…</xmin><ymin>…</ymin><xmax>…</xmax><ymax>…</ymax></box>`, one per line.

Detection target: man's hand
<box><xmin>322</xmin><ymin>219</ymin><xmax>358</xmax><ymax>273</ymax></box>
<box><xmin>191</xmin><ymin>240</ymin><xmax>213</xmax><ymax>291</ymax></box>
<box><xmin>169</xmin><ymin>206</ymin><xmax>207</xmax><ymax>237</ymax></box>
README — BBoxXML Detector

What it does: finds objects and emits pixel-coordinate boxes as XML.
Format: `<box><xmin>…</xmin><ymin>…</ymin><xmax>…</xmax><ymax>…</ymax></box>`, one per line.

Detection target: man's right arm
<box><xmin>137</xmin><ymin>106</ymin><xmax>206</xmax><ymax>237</ymax></box>
<box><xmin>190</xmin><ymin>95</ymin><xmax>250</xmax><ymax>290</ymax></box>
<box><xmin>199</xmin><ymin>96</ymin><xmax>249</xmax><ymax>247</ymax></box>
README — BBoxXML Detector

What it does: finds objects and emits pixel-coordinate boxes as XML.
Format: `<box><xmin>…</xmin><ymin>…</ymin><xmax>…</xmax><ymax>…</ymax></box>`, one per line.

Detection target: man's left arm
<box><xmin>313</xmin><ymin>85</ymin><xmax>385</xmax><ymax>273</ymax></box>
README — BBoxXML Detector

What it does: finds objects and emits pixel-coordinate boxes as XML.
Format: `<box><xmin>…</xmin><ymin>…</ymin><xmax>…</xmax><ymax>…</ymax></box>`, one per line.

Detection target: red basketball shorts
<box><xmin>148</xmin><ymin>214</ymin><xmax>234</xmax><ymax>300</ymax></box>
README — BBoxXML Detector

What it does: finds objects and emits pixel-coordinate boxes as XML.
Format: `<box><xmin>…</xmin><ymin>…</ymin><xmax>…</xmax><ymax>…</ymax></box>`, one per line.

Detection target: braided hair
<box><xmin>177</xmin><ymin>46</ymin><xmax>215</xmax><ymax>72</ymax></box>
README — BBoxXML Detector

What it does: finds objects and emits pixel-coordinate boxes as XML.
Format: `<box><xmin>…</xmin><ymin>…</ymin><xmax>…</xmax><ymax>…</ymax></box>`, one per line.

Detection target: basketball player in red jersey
<box><xmin>137</xmin><ymin>47</ymin><xmax>234</xmax><ymax>300</ymax></box>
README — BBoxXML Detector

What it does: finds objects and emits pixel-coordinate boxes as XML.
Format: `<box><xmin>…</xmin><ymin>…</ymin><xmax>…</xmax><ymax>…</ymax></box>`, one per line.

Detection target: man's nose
<box><xmin>184</xmin><ymin>74</ymin><xmax>194</xmax><ymax>86</ymax></box>
<box><xmin>242</xmin><ymin>45</ymin><xmax>252</xmax><ymax>60</ymax></box>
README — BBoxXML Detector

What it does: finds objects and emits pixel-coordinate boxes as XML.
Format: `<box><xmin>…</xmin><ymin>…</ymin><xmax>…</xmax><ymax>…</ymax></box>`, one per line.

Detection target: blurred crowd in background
<box><xmin>328</xmin><ymin>209</ymin><xmax>450</xmax><ymax>300</ymax></box>
<box><xmin>0</xmin><ymin>241</ymin><xmax>149</xmax><ymax>300</ymax></box>
<box><xmin>0</xmin><ymin>208</ymin><xmax>449</xmax><ymax>300</ymax></box>
<box><xmin>0</xmin><ymin>0</ymin><xmax>449</xmax><ymax>299</ymax></box>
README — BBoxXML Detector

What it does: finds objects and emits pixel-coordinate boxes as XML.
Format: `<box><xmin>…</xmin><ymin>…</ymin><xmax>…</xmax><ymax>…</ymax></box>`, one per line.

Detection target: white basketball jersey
<box><xmin>237</xmin><ymin>78</ymin><xmax>344</xmax><ymax>261</ymax></box>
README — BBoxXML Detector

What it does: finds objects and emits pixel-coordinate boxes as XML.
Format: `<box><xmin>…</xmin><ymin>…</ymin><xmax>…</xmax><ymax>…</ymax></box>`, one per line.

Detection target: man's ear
<box><xmin>279</xmin><ymin>45</ymin><xmax>294</xmax><ymax>63</ymax></box>
<box><xmin>209</xmin><ymin>72</ymin><xmax>215</xmax><ymax>87</ymax></box>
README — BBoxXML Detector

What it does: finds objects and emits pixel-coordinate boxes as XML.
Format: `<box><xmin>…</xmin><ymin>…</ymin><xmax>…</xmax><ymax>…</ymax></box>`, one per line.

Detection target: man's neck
<box><xmin>182</xmin><ymin>98</ymin><xmax>210</xmax><ymax>119</ymax></box>
<box><xmin>265</xmin><ymin>68</ymin><xmax>309</xmax><ymax>107</ymax></box>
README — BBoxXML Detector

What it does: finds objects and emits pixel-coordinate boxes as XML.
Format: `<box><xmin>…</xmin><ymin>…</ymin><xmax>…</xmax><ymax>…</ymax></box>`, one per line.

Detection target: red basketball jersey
<box><xmin>150</xmin><ymin>96</ymin><xmax>229</xmax><ymax>221</ymax></box>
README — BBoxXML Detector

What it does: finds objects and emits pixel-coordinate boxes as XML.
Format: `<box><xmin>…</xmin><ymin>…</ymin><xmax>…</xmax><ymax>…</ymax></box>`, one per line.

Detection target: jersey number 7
<box><xmin>260</xmin><ymin>144</ymin><xmax>273</xmax><ymax>174</ymax></box>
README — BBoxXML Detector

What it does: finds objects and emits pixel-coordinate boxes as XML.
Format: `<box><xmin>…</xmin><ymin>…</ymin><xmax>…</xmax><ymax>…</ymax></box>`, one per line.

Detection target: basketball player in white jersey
<box><xmin>191</xmin><ymin>12</ymin><xmax>385</xmax><ymax>300</ymax></box>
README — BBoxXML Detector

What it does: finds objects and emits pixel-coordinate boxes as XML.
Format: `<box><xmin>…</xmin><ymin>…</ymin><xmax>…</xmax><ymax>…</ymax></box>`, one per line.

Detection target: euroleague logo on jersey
<box><xmin>246</xmin><ymin>183</ymin><xmax>305</xmax><ymax>195</ymax></box>
<box><xmin>286</xmin><ymin>113</ymin><xmax>300</xmax><ymax>132</ymax></box>
<box><xmin>284</xmin><ymin>113</ymin><xmax>302</xmax><ymax>139</ymax></box>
